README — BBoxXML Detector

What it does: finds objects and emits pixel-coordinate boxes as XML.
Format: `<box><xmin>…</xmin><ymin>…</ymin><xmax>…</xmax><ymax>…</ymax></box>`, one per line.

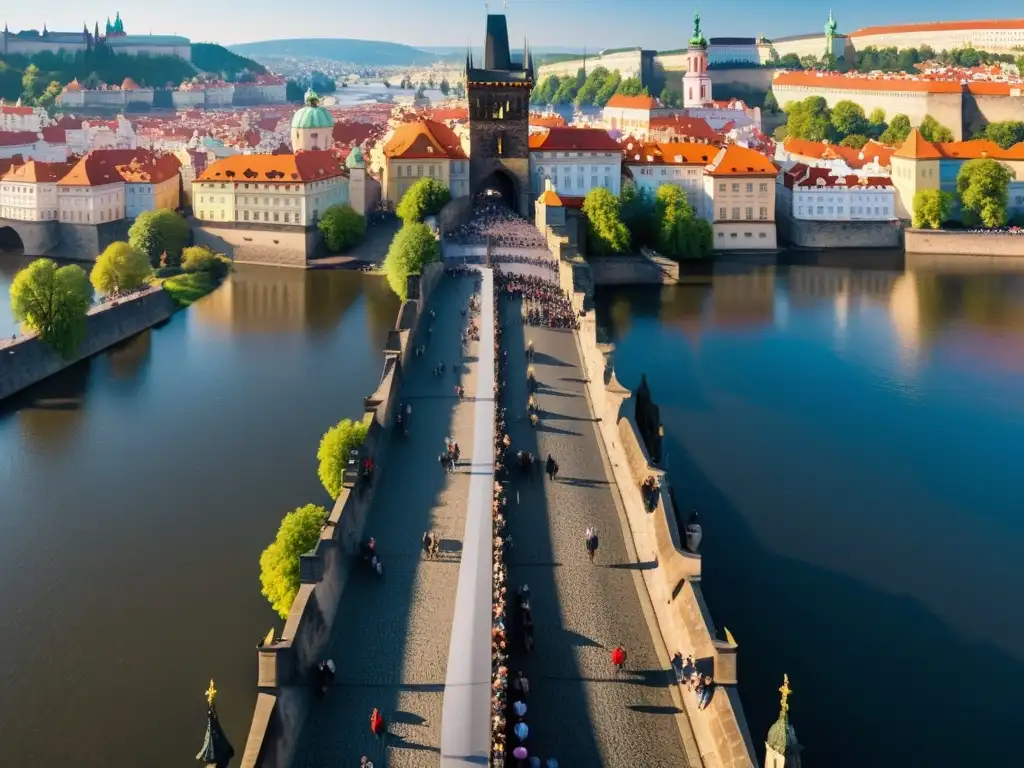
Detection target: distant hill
<box><xmin>229</xmin><ymin>38</ymin><xmax>438</xmax><ymax>66</ymax></box>
<box><xmin>192</xmin><ymin>43</ymin><xmax>267</xmax><ymax>77</ymax></box>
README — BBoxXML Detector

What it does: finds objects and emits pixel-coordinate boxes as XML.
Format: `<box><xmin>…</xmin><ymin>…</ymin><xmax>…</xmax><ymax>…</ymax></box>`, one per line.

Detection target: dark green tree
<box><xmin>619</xmin><ymin>181</ymin><xmax>657</xmax><ymax>247</ymax></box>
<box><xmin>957</xmin><ymin>158</ymin><xmax>1014</xmax><ymax>228</ymax></box>
<box><xmin>830</xmin><ymin>100</ymin><xmax>867</xmax><ymax>137</ymax></box>
<box><xmin>784</xmin><ymin>96</ymin><xmax>832</xmax><ymax>141</ymax></box>
<box><xmin>128</xmin><ymin>210</ymin><xmax>190</xmax><ymax>267</ymax></box>
<box><xmin>396</xmin><ymin>178</ymin><xmax>451</xmax><ymax>225</ymax></box>
<box><xmin>912</xmin><ymin>189</ymin><xmax>954</xmax><ymax>229</ymax></box>
<box><xmin>660</xmin><ymin>86</ymin><xmax>682</xmax><ymax>108</ymax></box>
<box><xmin>439</xmin><ymin>78</ymin><xmax>450</xmax><ymax>96</ymax></box>
<box><xmin>10</xmin><ymin>258</ymin><xmax>93</xmax><ymax>358</ymax></box>
<box><xmin>879</xmin><ymin>114</ymin><xmax>912</xmax><ymax>145</ymax></box>
<box><xmin>582</xmin><ymin>187</ymin><xmax>630</xmax><ymax>254</ymax></box>
<box><xmin>978</xmin><ymin>121</ymin><xmax>1024</xmax><ymax>149</ymax></box>
<box><xmin>654</xmin><ymin>184</ymin><xmax>711</xmax><ymax>259</ymax></box>
<box><xmin>919</xmin><ymin>115</ymin><xmax>954</xmax><ymax>143</ymax></box>
<box><xmin>839</xmin><ymin>134</ymin><xmax>870</xmax><ymax>149</ymax></box>
<box><xmin>763</xmin><ymin>89</ymin><xmax>779</xmax><ymax>114</ymax></box>
<box><xmin>616</xmin><ymin>77</ymin><xmax>647</xmax><ymax>97</ymax></box>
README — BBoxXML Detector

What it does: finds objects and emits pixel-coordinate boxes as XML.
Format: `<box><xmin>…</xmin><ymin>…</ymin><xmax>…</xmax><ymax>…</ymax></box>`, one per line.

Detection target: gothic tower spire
<box><xmin>765</xmin><ymin>674</ymin><xmax>802</xmax><ymax>768</ymax></box>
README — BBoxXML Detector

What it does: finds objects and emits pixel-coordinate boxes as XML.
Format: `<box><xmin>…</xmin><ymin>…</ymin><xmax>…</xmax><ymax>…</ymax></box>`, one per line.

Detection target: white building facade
<box><xmin>622</xmin><ymin>139</ymin><xmax>717</xmax><ymax>218</ymax></box>
<box><xmin>780</xmin><ymin>164</ymin><xmax>896</xmax><ymax>221</ymax></box>
<box><xmin>528</xmin><ymin>127</ymin><xmax>623</xmax><ymax>198</ymax></box>
<box><xmin>0</xmin><ymin>161</ymin><xmax>71</xmax><ymax>220</ymax></box>
<box><xmin>0</xmin><ymin>103</ymin><xmax>48</xmax><ymax>132</ymax></box>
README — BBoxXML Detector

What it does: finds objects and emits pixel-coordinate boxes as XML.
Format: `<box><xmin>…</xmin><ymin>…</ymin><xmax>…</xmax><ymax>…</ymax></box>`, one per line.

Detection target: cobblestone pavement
<box><xmin>498</xmin><ymin>295</ymin><xmax>691</xmax><ymax>767</ymax></box>
<box><xmin>293</xmin><ymin>273</ymin><xmax>485</xmax><ymax>768</ymax></box>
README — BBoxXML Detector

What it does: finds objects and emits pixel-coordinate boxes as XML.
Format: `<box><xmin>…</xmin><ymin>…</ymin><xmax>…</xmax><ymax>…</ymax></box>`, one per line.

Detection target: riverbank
<box><xmin>906</xmin><ymin>228</ymin><xmax>1024</xmax><ymax>256</ymax></box>
<box><xmin>0</xmin><ymin>287</ymin><xmax>176</xmax><ymax>402</ymax></box>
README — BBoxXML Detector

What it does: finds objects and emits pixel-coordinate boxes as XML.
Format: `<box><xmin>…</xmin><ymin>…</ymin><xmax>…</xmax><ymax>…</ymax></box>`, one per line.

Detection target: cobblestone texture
<box><xmin>293</xmin><ymin>274</ymin><xmax>484</xmax><ymax>768</ymax></box>
<box><xmin>498</xmin><ymin>295</ymin><xmax>692</xmax><ymax>767</ymax></box>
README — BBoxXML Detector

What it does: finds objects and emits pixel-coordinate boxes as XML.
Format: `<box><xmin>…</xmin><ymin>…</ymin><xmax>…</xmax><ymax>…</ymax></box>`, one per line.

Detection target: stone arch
<box><xmin>475</xmin><ymin>167</ymin><xmax>518</xmax><ymax>209</ymax></box>
<box><xmin>0</xmin><ymin>225</ymin><xmax>25</xmax><ymax>254</ymax></box>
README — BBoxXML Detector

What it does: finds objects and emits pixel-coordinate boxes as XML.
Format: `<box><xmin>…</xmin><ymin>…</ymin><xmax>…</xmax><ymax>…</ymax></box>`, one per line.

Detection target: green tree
<box><xmin>128</xmin><ymin>209</ymin><xmax>190</xmax><ymax>267</ymax></box>
<box><xmin>919</xmin><ymin>115</ymin><xmax>954</xmax><ymax>143</ymax></box>
<box><xmin>90</xmin><ymin>241</ymin><xmax>151</xmax><ymax>295</ymax></box>
<box><xmin>21</xmin><ymin>64</ymin><xmax>40</xmax><ymax>102</ymax></box>
<box><xmin>259</xmin><ymin>504</ymin><xmax>328</xmax><ymax>619</ymax></box>
<box><xmin>319</xmin><ymin>205</ymin><xmax>366</xmax><ymax>252</ymax></box>
<box><xmin>181</xmin><ymin>245</ymin><xmax>232</xmax><ymax>279</ymax></box>
<box><xmin>396</xmin><ymin>178</ymin><xmax>452</xmax><ymax>224</ymax></box>
<box><xmin>978</xmin><ymin>121</ymin><xmax>1024</xmax><ymax>149</ymax></box>
<box><xmin>784</xmin><ymin>96</ymin><xmax>832</xmax><ymax>141</ymax></box>
<box><xmin>619</xmin><ymin>181</ymin><xmax>657</xmax><ymax>248</ymax></box>
<box><xmin>36</xmin><ymin>80</ymin><xmax>63</xmax><ymax>109</ymax></box>
<box><xmin>868</xmin><ymin>107</ymin><xmax>886</xmax><ymax>126</ymax></box>
<box><xmin>653</xmin><ymin>184</ymin><xmax>711</xmax><ymax>259</ymax></box>
<box><xmin>574</xmin><ymin>67</ymin><xmax>611</xmax><ymax>107</ymax></box>
<box><xmin>551</xmin><ymin>73</ymin><xmax>581</xmax><ymax>104</ymax></box>
<box><xmin>879</xmin><ymin>114</ymin><xmax>912</xmax><ymax>145</ymax></box>
<box><xmin>763</xmin><ymin>89</ymin><xmax>779</xmax><ymax>114</ymax></box>
<box><xmin>384</xmin><ymin>222</ymin><xmax>440</xmax><ymax>299</ymax></box>
<box><xmin>616</xmin><ymin>77</ymin><xmax>647</xmax><ymax>97</ymax></box>
<box><xmin>831</xmin><ymin>100</ymin><xmax>867</xmax><ymax>137</ymax></box>
<box><xmin>912</xmin><ymin>189</ymin><xmax>954</xmax><ymax>229</ymax></box>
<box><xmin>660</xmin><ymin>87</ymin><xmax>682</xmax><ymax>108</ymax></box>
<box><xmin>779</xmin><ymin>53</ymin><xmax>802</xmax><ymax>70</ymax></box>
<box><xmin>531</xmin><ymin>74</ymin><xmax>561</xmax><ymax>104</ymax></box>
<box><xmin>582</xmin><ymin>187</ymin><xmax>630</xmax><ymax>254</ymax></box>
<box><xmin>839</xmin><ymin>134</ymin><xmax>870</xmax><ymax>149</ymax></box>
<box><xmin>439</xmin><ymin>78</ymin><xmax>450</xmax><ymax>96</ymax></box>
<box><xmin>317</xmin><ymin>417</ymin><xmax>370</xmax><ymax>499</ymax></box>
<box><xmin>593</xmin><ymin>71</ymin><xmax>621</xmax><ymax>106</ymax></box>
<box><xmin>957</xmin><ymin>158</ymin><xmax>1014</xmax><ymax>228</ymax></box>
<box><xmin>10</xmin><ymin>258</ymin><xmax>92</xmax><ymax>357</ymax></box>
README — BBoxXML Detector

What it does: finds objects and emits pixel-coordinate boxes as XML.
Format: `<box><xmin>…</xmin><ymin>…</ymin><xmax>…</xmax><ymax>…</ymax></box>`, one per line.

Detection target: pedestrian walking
<box><xmin>370</xmin><ymin>707</ymin><xmax>385</xmax><ymax>739</ymax></box>
<box><xmin>545</xmin><ymin>454</ymin><xmax>558</xmax><ymax>481</ymax></box>
<box><xmin>611</xmin><ymin>645</ymin><xmax>626</xmax><ymax>673</ymax></box>
<box><xmin>585</xmin><ymin>526</ymin><xmax>599</xmax><ymax>563</ymax></box>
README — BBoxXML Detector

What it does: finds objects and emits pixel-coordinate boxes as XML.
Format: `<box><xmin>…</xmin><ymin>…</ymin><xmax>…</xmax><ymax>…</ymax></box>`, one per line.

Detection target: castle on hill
<box><xmin>1</xmin><ymin>12</ymin><xmax>191</xmax><ymax>62</ymax></box>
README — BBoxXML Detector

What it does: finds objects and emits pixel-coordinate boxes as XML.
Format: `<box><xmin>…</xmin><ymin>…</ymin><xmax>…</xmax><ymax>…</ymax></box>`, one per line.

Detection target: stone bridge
<box><xmin>0</xmin><ymin>219</ymin><xmax>60</xmax><ymax>256</ymax></box>
<box><xmin>0</xmin><ymin>218</ymin><xmax>129</xmax><ymax>261</ymax></box>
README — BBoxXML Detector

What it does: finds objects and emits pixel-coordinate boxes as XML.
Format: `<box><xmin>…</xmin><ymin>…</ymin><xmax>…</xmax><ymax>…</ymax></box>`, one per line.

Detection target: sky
<box><xmin>4</xmin><ymin>0</ymin><xmax>1024</xmax><ymax>49</ymax></box>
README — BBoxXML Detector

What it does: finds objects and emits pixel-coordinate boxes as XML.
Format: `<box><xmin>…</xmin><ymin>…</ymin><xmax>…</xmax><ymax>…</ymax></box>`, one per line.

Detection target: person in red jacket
<box><xmin>611</xmin><ymin>645</ymin><xmax>627</xmax><ymax>671</ymax></box>
<box><xmin>370</xmin><ymin>707</ymin><xmax>385</xmax><ymax>739</ymax></box>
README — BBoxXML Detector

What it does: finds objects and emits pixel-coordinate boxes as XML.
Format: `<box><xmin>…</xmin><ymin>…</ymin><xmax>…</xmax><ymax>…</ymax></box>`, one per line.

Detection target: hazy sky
<box><xmin>4</xmin><ymin>1</ymin><xmax>1023</xmax><ymax>48</ymax></box>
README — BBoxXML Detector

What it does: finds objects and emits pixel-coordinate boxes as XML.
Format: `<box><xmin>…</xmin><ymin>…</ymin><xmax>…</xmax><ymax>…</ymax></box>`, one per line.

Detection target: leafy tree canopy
<box><xmin>831</xmin><ymin>100</ymin><xmax>867</xmax><ymax>137</ymax></box>
<box><xmin>919</xmin><ymin>115</ymin><xmax>954</xmax><ymax>143</ymax></box>
<box><xmin>259</xmin><ymin>504</ymin><xmax>328</xmax><ymax>619</ymax></box>
<box><xmin>763</xmin><ymin>89</ymin><xmax>779</xmax><ymax>114</ymax></box>
<box><xmin>384</xmin><ymin>222</ymin><xmax>440</xmax><ymax>299</ymax></box>
<box><xmin>654</xmin><ymin>184</ymin><xmax>712</xmax><ymax>260</ymax></box>
<box><xmin>129</xmin><ymin>209</ymin><xmax>190</xmax><ymax>267</ymax></box>
<box><xmin>957</xmin><ymin>158</ymin><xmax>1014</xmax><ymax>228</ymax></box>
<box><xmin>878</xmin><ymin>114</ymin><xmax>912</xmax><ymax>146</ymax></box>
<box><xmin>317</xmin><ymin>417</ymin><xmax>370</xmax><ymax>500</ymax></box>
<box><xmin>319</xmin><ymin>205</ymin><xmax>366</xmax><ymax>253</ymax></box>
<box><xmin>90</xmin><ymin>241</ymin><xmax>151</xmax><ymax>295</ymax></box>
<box><xmin>976</xmin><ymin>121</ymin><xmax>1024</xmax><ymax>150</ymax></box>
<box><xmin>396</xmin><ymin>178</ymin><xmax>452</xmax><ymax>225</ymax></box>
<box><xmin>784</xmin><ymin>96</ymin><xmax>833</xmax><ymax>142</ymax></box>
<box><xmin>582</xmin><ymin>187</ymin><xmax>630</xmax><ymax>254</ymax></box>
<box><xmin>619</xmin><ymin>181</ymin><xmax>658</xmax><ymax>248</ymax></box>
<box><xmin>181</xmin><ymin>245</ymin><xmax>233</xmax><ymax>279</ymax></box>
<box><xmin>912</xmin><ymin>189</ymin><xmax>954</xmax><ymax>230</ymax></box>
<box><xmin>10</xmin><ymin>258</ymin><xmax>93</xmax><ymax>357</ymax></box>
<box><xmin>839</xmin><ymin>134</ymin><xmax>870</xmax><ymax>149</ymax></box>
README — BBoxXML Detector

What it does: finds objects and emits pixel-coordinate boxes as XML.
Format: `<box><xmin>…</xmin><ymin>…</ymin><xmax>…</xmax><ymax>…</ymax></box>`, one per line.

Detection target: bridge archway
<box><xmin>0</xmin><ymin>226</ymin><xmax>24</xmax><ymax>254</ymax></box>
<box><xmin>475</xmin><ymin>169</ymin><xmax>517</xmax><ymax>209</ymax></box>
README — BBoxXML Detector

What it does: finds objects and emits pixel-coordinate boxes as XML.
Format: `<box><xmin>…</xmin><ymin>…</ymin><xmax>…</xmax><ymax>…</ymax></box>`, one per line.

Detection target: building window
<box><xmin>719</xmin><ymin>207</ymin><xmax>726</xmax><ymax>219</ymax></box>
<box><xmin>243</xmin><ymin>210</ymin><xmax>249</xmax><ymax>221</ymax></box>
<box><xmin>744</xmin><ymin>232</ymin><xmax>753</xmax><ymax>237</ymax></box>
<box><xmin>732</xmin><ymin>183</ymin><xmax>739</xmax><ymax>193</ymax></box>
<box><xmin>730</xmin><ymin>232</ymin><xmax>737</xmax><ymax>238</ymax></box>
<box><xmin>274</xmin><ymin>212</ymin><xmax>279</xmax><ymax>222</ymax></box>
<box><xmin>759</xmin><ymin>207</ymin><xmax>767</xmax><ymax>220</ymax></box>
<box><xmin>745</xmin><ymin>207</ymin><xmax>753</xmax><ymax>220</ymax></box>
<box><xmin>732</xmin><ymin>207</ymin><xmax>740</xmax><ymax>219</ymax></box>
<box><xmin>746</xmin><ymin>183</ymin><xmax>753</xmax><ymax>193</ymax></box>
<box><xmin>264</xmin><ymin>211</ymin><xmax>269</xmax><ymax>221</ymax></box>
<box><xmin>759</xmin><ymin>232</ymin><xmax>767</xmax><ymax>238</ymax></box>
<box><xmin>417</xmin><ymin>165</ymin><xmax>423</xmax><ymax>176</ymax></box>
<box><xmin>284</xmin><ymin>212</ymin><xmax>290</xmax><ymax>223</ymax></box>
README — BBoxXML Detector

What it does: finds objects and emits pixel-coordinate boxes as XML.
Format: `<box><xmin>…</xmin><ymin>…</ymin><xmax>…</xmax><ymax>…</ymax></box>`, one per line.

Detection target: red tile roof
<box><xmin>792</xmin><ymin>166</ymin><xmax>893</xmax><ymax>189</ymax></box>
<box><xmin>121</xmin><ymin>77</ymin><xmax>141</xmax><ymax>91</ymax></box>
<box><xmin>622</xmin><ymin>140</ymin><xmax>717</xmax><ymax>165</ymax></box>
<box><xmin>893</xmin><ymin>128</ymin><xmax>943</xmax><ymax>159</ymax></box>
<box><xmin>648</xmin><ymin>115</ymin><xmax>724</xmax><ymax>144</ymax></box>
<box><xmin>604</xmin><ymin>94</ymin><xmax>659</xmax><ymax>110</ymax></box>
<box><xmin>332</xmin><ymin>121</ymin><xmax>378</xmax><ymax>146</ymax></box>
<box><xmin>0</xmin><ymin>156</ymin><xmax>23</xmax><ymax>177</ymax></box>
<box><xmin>529</xmin><ymin>127</ymin><xmax>620</xmax><ymax>152</ymax></box>
<box><xmin>529</xmin><ymin>113</ymin><xmax>567</xmax><ymax>128</ymax></box>
<box><xmin>851</xmin><ymin>19</ymin><xmax>1024</xmax><ymax>37</ymax></box>
<box><xmin>0</xmin><ymin>105</ymin><xmax>34</xmax><ymax>116</ymax></box>
<box><xmin>773</xmin><ymin>71</ymin><xmax>963</xmax><ymax>94</ymax></box>
<box><xmin>783</xmin><ymin>137</ymin><xmax>896</xmax><ymax>168</ymax></box>
<box><xmin>58</xmin><ymin>149</ymin><xmax>157</xmax><ymax>186</ymax></box>
<box><xmin>705</xmin><ymin>144</ymin><xmax>777</xmax><ymax>176</ymax></box>
<box><xmin>197</xmin><ymin>151</ymin><xmax>345</xmax><ymax>183</ymax></box>
<box><xmin>41</xmin><ymin>126</ymin><xmax>67</xmax><ymax>144</ymax></box>
<box><xmin>0</xmin><ymin>130</ymin><xmax>38</xmax><ymax>147</ymax></box>
<box><xmin>116</xmin><ymin>154</ymin><xmax>181</xmax><ymax>184</ymax></box>
<box><xmin>425</xmin><ymin>107</ymin><xmax>469</xmax><ymax>122</ymax></box>
<box><xmin>383</xmin><ymin>119</ymin><xmax>467</xmax><ymax>160</ymax></box>
<box><xmin>538</xmin><ymin>189</ymin><xmax>563</xmax><ymax>206</ymax></box>
<box><xmin>2</xmin><ymin>160</ymin><xmax>76</xmax><ymax>184</ymax></box>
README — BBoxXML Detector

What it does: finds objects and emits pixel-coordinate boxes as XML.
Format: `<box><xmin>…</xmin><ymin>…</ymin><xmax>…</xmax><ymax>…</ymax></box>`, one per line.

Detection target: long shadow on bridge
<box><xmin>292</xmin><ymin>275</ymin><xmax>480</xmax><ymax>767</ymax></box>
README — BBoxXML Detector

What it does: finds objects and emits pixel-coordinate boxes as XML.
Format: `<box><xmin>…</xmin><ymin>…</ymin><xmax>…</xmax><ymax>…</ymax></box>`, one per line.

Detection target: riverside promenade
<box><xmin>496</xmin><ymin>287</ymin><xmax>698</xmax><ymax>766</ymax></box>
<box><xmin>292</xmin><ymin>272</ymin><xmax>493</xmax><ymax>768</ymax></box>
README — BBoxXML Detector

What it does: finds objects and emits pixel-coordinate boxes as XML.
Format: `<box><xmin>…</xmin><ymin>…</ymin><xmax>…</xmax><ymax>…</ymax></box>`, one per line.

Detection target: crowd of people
<box><xmin>671</xmin><ymin>652</ymin><xmax>716</xmax><ymax>710</ymax></box>
<box><xmin>491</xmin><ymin>253</ymin><xmax>559</xmax><ymax>278</ymax></box>
<box><xmin>496</xmin><ymin>269</ymin><xmax>580</xmax><ymax>330</ymax></box>
<box><xmin>447</xmin><ymin>203</ymin><xmax>548</xmax><ymax>250</ymax></box>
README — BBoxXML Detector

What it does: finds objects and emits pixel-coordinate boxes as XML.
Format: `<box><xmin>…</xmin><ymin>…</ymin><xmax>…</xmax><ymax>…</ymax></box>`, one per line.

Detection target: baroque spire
<box><xmin>196</xmin><ymin>680</ymin><xmax>235</xmax><ymax>768</ymax></box>
<box><xmin>766</xmin><ymin>674</ymin><xmax>801</xmax><ymax>759</ymax></box>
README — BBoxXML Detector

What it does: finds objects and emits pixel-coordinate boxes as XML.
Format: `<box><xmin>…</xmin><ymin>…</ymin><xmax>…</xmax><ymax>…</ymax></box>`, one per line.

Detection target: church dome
<box><xmin>345</xmin><ymin>146</ymin><xmax>365</xmax><ymax>169</ymax></box>
<box><xmin>291</xmin><ymin>89</ymin><xmax>334</xmax><ymax>130</ymax></box>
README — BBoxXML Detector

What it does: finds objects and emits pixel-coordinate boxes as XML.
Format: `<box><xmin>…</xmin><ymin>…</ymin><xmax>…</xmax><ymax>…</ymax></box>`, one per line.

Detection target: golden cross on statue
<box><xmin>779</xmin><ymin>674</ymin><xmax>792</xmax><ymax>714</ymax></box>
<box><xmin>205</xmin><ymin>679</ymin><xmax>218</xmax><ymax>708</ymax></box>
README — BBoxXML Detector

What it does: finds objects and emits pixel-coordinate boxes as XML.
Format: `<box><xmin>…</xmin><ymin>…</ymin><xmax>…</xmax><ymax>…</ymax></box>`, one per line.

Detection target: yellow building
<box><xmin>703</xmin><ymin>144</ymin><xmax>778</xmax><ymax>249</ymax></box>
<box><xmin>381</xmin><ymin>119</ymin><xmax>469</xmax><ymax>205</ymax></box>
<box><xmin>192</xmin><ymin>152</ymin><xmax>349</xmax><ymax>227</ymax></box>
<box><xmin>889</xmin><ymin>128</ymin><xmax>1024</xmax><ymax>220</ymax></box>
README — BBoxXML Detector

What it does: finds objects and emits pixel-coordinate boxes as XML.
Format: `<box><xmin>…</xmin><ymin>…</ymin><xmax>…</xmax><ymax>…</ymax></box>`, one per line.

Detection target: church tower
<box><xmin>824</xmin><ymin>10</ymin><xmax>839</xmax><ymax>67</ymax></box>
<box><xmin>765</xmin><ymin>674</ymin><xmax>803</xmax><ymax>768</ymax></box>
<box><xmin>467</xmin><ymin>13</ymin><xmax>534</xmax><ymax>216</ymax></box>
<box><xmin>683</xmin><ymin>12</ymin><xmax>712</xmax><ymax>108</ymax></box>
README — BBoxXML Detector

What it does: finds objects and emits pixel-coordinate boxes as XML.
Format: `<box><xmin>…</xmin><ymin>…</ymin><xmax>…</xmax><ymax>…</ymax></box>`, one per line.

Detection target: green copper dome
<box><xmin>689</xmin><ymin>11</ymin><xmax>707</xmax><ymax>48</ymax></box>
<box><xmin>291</xmin><ymin>89</ymin><xmax>334</xmax><ymax>130</ymax></box>
<box><xmin>345</xmin><ymin>146</ymin><xmax>365</xmax><ymax>169</ymax></box>
<box><xmin>767</xmin><ymin>675</ymin><xmax>801</xmax><ymax>756</ymax></box>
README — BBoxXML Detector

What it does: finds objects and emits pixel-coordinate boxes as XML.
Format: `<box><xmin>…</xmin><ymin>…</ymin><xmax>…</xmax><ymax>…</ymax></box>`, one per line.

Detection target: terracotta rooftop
<box><xmin>773</xmin><ymin>71</ymin><xmax>963</xmax><ymax>94</ymax></box>
<box><xmin>538</xmin><ymin>188</ymin><xmax>563</xmax><ymax>206</ymax></box>
<box><xmin>705</xmin><ymin>144</ymin><xmax>777</xmax><ymax>176</ymax></box>
<box><xmin>648</xmin><ymin>115</ymin><xmax>724</xmax><ymax>143</ymax></box>
<box><xmin>0</xmin><ymin>130</ymin><xmax>38</xmax><ymax>147</ymax></box>
<box><xmin>0</xmin><ymin>104</ymin><xmax>34</xmax><ymax>116</ymax></box>
<box><xmin>622</xmin><ymin>140</ymin><xmax>717</xmax><ymax>165</ymax></box>
<box><xmin>783</xmin><ymin>137</ymin><xmax>896</xmax><ymax>168</ymax></box>
<box><xmin>383</xmin><ymin>119</ymin><xmax>467</xmax><ymax>160</ymax></box>
<box><xmin>2</xmin><ymin>159</ymin><xmax>76</xmax><ymax>184</ymax></box>
<box><xmin>851</xmin><ymin>19</ymin><xmax>1024</xmax><ymax>37</ymax></box>
<box><xmin>604</xmin><ymin>93</ymin><xmax>660</xmax><ymax>110</ymax></box>
<box><xmin>121</xmin><ymin>77</ymin><xmax>140</xmax><ymax>91</ymax></box>
<box><xmin>529</xmin><ymin>127</ymin><xmax>620</xmax><ymax>152</ymax></box>
<box><xmin>58</xmin><ymin>149</ymin><xmax>157</xmax><ymax>186</ymax></box>
<box><xmin>791</xmin><ymin>165</ymin><xmax>893</xmax><ymax>189</ymax></box>
<box><xmin>116</xmin><ymin>153</ymin><xmax>181</xmax><ymax>184</ymax></box>
<box><xmin>893</xmin><ymin>128</ymin><xmax>943</xmax><ymax>159</ymax></box>
<box><xmin>197</xmin><ymin>151</ymin><xmax>345</xmax><ymax>183</ymax></box>
<box><xmin>529</xmin><ymin>113</ymin><xmax>567</xmax><ymax>128</ymax></box>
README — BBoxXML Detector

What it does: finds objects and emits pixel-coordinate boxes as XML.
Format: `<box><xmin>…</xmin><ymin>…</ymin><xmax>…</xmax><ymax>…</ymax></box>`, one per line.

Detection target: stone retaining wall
<box><xmin>778</xmin><ymin>211</ymin><xmax>903</xmax><ymax>249</ymax></box>
<box><xmin>239</xmin><ymin>262</ymin><xmax>445</xmax><ymax>768</ymax></box>
<box><xmin>0</xmin><ymin>287</ymin><xmax>176</xmax><ymax>402</ymax></box>
<box><xmin>589</xmin><ymin>253</ymin><xmax>681</xmax><ymax>285</ymax></box>
<box><xmin>905</xmin><ymin>228</ymin><xmax>1024</xmax><ymax>257</ymax></box>
<box><xmin>561</xmin><ymin>258</ymin><xmax>758</xmax><ymax>768</ymax></box>
<box><xmin>193</xmin><ymin>222</ymin><xmax>318</xmax><ymax>268</ymax></box>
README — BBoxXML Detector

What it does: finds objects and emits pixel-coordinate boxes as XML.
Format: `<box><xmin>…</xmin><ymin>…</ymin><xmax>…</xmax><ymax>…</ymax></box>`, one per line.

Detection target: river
<box><xmin>0</xmin><ymin>262</ymin><xmax>399</xmax><ymax>766</ymax></box>
<box><xmin>596</xmin><ymin>254</ymin><xmax>1024</xmax><ymax>767</ymax></box>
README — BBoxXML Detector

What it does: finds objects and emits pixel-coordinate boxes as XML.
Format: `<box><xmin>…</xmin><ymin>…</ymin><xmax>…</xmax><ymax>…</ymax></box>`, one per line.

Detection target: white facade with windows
<box><xmin>58</xmin><ymin>182</ymin><xmax>125</xmax><ymax>224</ymax></box>
<box><xmin>624</xmin><ymin>159</ymin><xmax>709</xmax><ymax>218</ymax></box>
<box><xmin>193</xmin><ymin>177</ymin><xmax>348</xmax><ymax>227</ymax></box>
<box><xmin>125</xmin><ymin>176</ymin><xmax>179</xmax><ymax>218</ymax></box>
<box><xmin>780</xmin><ymin>165</ymin><xmax>896</xmax><ymax>221</ymax></box>
<box><xmin>529</xmin><ymin>151</ymin><xmax>622</xmax><ymax>198</ymax></box>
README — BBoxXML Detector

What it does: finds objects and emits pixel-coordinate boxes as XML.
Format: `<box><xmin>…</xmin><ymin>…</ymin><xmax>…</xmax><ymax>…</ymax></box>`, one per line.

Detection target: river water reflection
<box><xmin>0</xmin><ymin>264</ymin><xmax>399</xmax><ymax>766</ymax></box>
<box><xmin>596</xmin><ymin>256</ymin><xmax>1024</xmax><ymax>767</ymax></box>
